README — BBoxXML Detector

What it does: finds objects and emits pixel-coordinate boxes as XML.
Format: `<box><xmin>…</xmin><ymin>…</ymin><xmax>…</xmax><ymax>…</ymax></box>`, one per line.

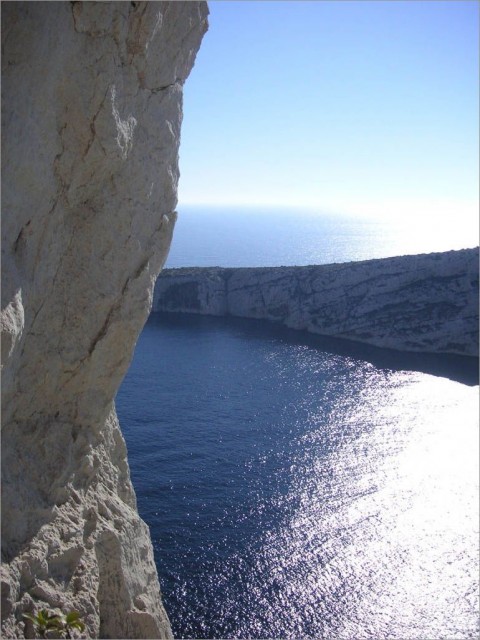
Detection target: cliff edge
<box><xmin>153</xmin><ymin>249</ymin><xmax>479</xmax><ymax>357</ymax></box>
<box><xmin>1</xmin><ymin>3</ymin><xmax>207</xmax><ymax>638</ymax></box>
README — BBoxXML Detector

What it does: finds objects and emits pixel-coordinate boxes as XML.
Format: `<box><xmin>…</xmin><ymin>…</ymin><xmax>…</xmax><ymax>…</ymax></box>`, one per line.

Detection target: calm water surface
<box><xmin>116</xmin><ymin>314</ymin><xmax>479</xmax><ymax>639</ymax></box>
<box><xmin>165</xmin><ymin>206</ymin><xmax>478</xmax><ymax>268</ymax></box>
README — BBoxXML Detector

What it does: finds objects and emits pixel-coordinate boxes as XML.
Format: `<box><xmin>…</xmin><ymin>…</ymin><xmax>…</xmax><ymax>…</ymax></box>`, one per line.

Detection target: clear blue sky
<box><xmin>178</xmin><ymin>0</ymin><xmax>478</xmax><ymax>227</ymax></box>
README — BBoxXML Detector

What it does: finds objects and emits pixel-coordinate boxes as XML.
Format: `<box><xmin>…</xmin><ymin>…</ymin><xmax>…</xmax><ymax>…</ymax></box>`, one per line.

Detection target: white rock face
<box><xmin>153</xmin><ymin>249</ymin><xmax>479</xmax><ymax>357</ymax></box>
<box><xmin>1</xmin><ymin>2</ymin><xmax>207</xmax><ymax>638</ymax></box>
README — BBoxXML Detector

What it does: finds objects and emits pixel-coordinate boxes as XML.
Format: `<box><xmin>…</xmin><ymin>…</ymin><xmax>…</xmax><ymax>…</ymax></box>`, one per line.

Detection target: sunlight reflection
<box><xmin>256</xmin><ymin>371</ymin><xmax>479</xmax><ymax>639</ymax></box>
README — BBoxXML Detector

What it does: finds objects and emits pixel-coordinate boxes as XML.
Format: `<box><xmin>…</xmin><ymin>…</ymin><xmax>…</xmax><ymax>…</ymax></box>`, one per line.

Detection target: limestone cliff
<box><xmin>153</xmin><ymin>248</ymin><xmax>479</xmax><ymax>357</ymax></box>
<box><xmin>1</xmin><ymin>2</ymin><xmax>207</xmax><ymax>638</ymax></box>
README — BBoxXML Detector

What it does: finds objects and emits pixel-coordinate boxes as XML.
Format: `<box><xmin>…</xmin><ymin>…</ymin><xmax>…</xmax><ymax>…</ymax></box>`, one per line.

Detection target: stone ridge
<box><xmin>1</xmin><ymin>3</ymin><xmax>207</xmax><ymax>639</ymax></box>
<box><xmin>153</xmin><ymin>248</ymin><xmax>479</xmax><ymax>357</ymax></box>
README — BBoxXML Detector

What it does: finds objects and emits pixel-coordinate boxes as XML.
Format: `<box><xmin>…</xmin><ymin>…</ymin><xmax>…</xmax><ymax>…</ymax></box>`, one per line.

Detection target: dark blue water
<box><xmin>118</xmin><ymin>207</ymin><xmax>478</xmax><ymax>638</ymax></box>
<box><xmin>116</xmin><ymin>313</ymin><xmax>479</xmax><ymax>639</ymax></box>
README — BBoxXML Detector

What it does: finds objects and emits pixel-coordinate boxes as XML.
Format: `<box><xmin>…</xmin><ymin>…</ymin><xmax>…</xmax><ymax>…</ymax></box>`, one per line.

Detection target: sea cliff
<box><xmin>1</xmin><ymin>3</ymin><xmax>207</xmax><ymax>638</ymax></box>
<box><xmin>153</xmin><ymin>248</ymin><xmax>479</xmax><ymax>357</ymax></box>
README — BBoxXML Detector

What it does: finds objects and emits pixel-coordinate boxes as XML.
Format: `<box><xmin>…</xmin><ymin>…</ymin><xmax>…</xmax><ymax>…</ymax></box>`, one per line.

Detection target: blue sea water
<box><xmin>164</xmin><ymin>205</ymin><xmax>477</xmax><ymax>268</ymax></box>
<box><xmin>116</xmin><ymin>207</ymin><xmax>479</xmax><ymax>639</ymax></box>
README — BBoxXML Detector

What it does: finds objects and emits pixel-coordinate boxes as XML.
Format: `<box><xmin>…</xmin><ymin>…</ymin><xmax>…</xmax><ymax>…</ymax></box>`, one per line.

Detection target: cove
<box><xmin>116</xmin><ymin>312</ymin><xmax>479</xmax><ymax>639</ymax></box>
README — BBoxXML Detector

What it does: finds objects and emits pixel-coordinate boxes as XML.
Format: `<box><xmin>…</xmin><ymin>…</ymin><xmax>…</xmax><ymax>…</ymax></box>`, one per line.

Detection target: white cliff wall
<box><xmin>153</xmin><ymin>249</ymin><xmax>479</xmax><ymax>357</ymax></box>
<box><xmin>1</xmin><ymin>2</ymin><xmax>207</xmax><ymax>638</ymax></box>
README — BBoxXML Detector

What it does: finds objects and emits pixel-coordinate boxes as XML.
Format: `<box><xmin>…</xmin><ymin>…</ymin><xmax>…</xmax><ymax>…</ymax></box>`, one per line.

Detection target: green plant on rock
<box><xmin>22</xmin><ymin>608</ymin><xmax>85</xmax><ymax>639</ymax></box>
<box><xmin>61</xmin><ymin>611</ymin><xmax>85</xmax><ymax>638</ymax></box>
<box><xmin>22</xmin><ymin>609</ymin><xmax>63</xmax><ymax>638</ymax></box>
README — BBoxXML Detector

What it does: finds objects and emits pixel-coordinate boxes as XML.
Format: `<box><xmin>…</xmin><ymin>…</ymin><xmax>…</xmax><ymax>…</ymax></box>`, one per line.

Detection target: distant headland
<box><xmin>154</xmin><ymin>248</ymin><xmax>479</xmax><ymax>358</ymax></box>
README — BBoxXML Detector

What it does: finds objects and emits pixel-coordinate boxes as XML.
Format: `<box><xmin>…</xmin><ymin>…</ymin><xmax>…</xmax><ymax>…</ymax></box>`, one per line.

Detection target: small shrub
<box><xmin>22</xmin><ymin>608</ymin><xmax>85</xmax><ymax>639</ymax></box>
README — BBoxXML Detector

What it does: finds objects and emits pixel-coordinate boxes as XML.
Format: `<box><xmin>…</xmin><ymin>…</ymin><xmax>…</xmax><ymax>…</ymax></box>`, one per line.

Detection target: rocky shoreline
<box><xmin>154</xmin><ymin>248</ymin><xmax>479</xmax><ymax>357</ymax></box>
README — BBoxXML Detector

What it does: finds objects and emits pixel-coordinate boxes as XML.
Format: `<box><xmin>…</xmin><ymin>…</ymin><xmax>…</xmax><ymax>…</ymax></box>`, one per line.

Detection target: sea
<box><xmin>116</xmin><ymin>206</ymin><xmax>479</xmax><ymax>639</ymax></box>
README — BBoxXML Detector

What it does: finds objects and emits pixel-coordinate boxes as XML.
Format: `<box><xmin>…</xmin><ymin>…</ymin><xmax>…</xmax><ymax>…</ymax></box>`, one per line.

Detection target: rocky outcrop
<box><xmin>1</xmin><ymin>3</ymin><xmax>207</xmax><ymax>638</ymax></box>
<box><xmin>154</xmin><ymin>248</ymin><xmax>479</xmax><ymax>357</ymax></box>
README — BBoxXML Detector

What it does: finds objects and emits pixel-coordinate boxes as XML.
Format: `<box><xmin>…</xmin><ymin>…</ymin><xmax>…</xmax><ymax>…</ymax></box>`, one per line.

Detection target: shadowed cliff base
<box><xmin>152</xmin><ymin>312</ymin><xmax>479</xmax><ymax>387</ymax></box>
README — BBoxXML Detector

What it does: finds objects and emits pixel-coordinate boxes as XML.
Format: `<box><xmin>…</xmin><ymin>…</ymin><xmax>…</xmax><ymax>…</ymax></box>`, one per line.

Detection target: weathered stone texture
<box><xmin>1</xmin><ymin>2</ymin><xmax>207</xmax><ymax>638</ymax></box>
<box><xmin>153</xmin><ymin>249</ymin><xmax>479</xmax><ymax>357</ymax></box>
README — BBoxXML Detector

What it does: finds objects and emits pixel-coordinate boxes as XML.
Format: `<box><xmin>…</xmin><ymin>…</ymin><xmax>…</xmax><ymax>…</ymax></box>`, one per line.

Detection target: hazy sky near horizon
<box><xmin>178</xmin><ymin>1</ymin><xmax>478</xmax><ymax>228</ymax></box>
